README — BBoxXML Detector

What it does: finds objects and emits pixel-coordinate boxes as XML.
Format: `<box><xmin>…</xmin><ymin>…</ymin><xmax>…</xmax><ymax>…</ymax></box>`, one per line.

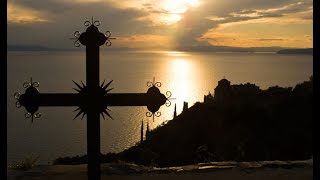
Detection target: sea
<box><xmin>7</xmin><ymin>50</ymin><xmax>313</xmax><ymax>165</ymax></box>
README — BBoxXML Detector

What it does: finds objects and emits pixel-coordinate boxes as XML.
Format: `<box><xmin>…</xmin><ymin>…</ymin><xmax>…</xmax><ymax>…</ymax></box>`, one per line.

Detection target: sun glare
<box><xmin>162</xmin><ymin>0</ymin><xmax>200</xmax><ymax>24</ymax></box>
<box><xmin>167</xmin><ymin>57</ymin><xmax>201</xmax><ymax>116</ymax></box>
<box><xmin>172</xmin><ymin>59</ymin><xmax>190</xmax><ymax>74</ymax></box>
<box><xmin>164</xmin><ymin>0</ymin><xmax>200</xmax><ymax>13</ymax></box>
<box><xmin>160</xmin><ymin>14</ymin><xmax>182</xmax><ymax>25</ymax></box>
<box><xmin>170</xmin><ymin>59</ymin><xmax>191</xmax><ymax>105</ymax></box>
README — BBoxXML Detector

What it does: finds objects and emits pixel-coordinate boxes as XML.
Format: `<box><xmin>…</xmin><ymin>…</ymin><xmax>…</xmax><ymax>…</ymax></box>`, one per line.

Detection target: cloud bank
<box><xmin>8</xmin><ymin>0</ymin><xmax>313</xmax><ymax>49</ymax></box>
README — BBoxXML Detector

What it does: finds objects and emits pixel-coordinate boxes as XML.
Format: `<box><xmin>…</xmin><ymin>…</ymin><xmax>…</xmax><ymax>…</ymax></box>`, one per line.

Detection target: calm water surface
<box><xmin>7</xmin><ymin>50</ymin><xmax>313</xmax><ymax>165</ymax></box>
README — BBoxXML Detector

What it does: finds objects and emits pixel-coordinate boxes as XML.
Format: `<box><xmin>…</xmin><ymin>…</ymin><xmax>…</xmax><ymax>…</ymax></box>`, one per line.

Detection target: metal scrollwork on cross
<box><xmin>70</xmin><ymin>17</ymin><xmax>116</xmax><ymax>47</ymax></box>
<box><xmin>14</xmin><ymin>17</ymin><xmax>174</xmax><ymax>180</ymax></box>
<box><xmin>14</xmin><ymin>78</ymin><xmax>41</xmax><ymax>122</ymax></box>
<box><xmin>145</xmin><ymin>77</ymin><xmax>175</xmax><ymax>121</ymax></box>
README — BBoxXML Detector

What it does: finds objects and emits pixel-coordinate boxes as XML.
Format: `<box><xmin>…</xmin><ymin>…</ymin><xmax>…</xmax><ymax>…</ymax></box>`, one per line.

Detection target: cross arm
<box><xmin>19</xmin><ymin>93</ymin><xmax>167</xmax><ymax>107</ymax></box>
<box><xmin>17</xmin><ymin>85</ymin><xmax>169</xmax><ymax>116</ymax></box>
<box><xmin>104</xmin><ymin>93</ymin><xmax>166</xmax><ymax>107</ymax></box>
<box><xmin>21</xmin><ymin>93</ymin><xmax>81</xmax><ymax>107</ymax></box>
<box><xmin>103</xmin><ymin>85</ymin><xmax>168</xmax><ymax>113</ymax></box>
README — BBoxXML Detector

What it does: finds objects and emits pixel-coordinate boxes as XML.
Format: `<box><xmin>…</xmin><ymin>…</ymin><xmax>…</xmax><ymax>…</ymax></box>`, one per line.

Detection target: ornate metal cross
<box><xmin>14</xmin><ymin>18</ymin><xmax>173</xmax><ymax>180</ymax></box>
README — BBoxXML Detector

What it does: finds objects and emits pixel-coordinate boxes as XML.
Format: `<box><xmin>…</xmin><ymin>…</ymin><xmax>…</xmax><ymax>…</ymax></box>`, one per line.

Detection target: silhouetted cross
<box><xmin>14</xmin><ymin>18</ymin><xmax>173</xmax><ymax>180</ymax></box>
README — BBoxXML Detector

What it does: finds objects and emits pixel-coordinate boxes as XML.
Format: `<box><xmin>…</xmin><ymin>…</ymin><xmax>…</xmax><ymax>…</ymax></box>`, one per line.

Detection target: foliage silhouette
<box><xmin>9</xmin><ymin>155</ymin><xmax>40</xmax><ymax>170</ymax></box>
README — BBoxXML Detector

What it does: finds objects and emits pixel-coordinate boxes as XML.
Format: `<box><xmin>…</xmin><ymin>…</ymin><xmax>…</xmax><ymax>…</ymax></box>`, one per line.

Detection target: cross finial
<box><xmin>70</xmin><ymin>17</ymin><xmax>116</xmax><ymax>47</ymax></box>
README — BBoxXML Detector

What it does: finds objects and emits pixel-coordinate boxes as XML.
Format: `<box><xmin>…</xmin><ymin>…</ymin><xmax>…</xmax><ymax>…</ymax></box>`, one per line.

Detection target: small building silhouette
<box><xmin>204</xmin><ymin>91</ymin><xmax>213</xmax><ymax>103</ymax></box>
<box><xmin>213</xmin><ymin>78</ymin><xmax>233</xmax><ymax>104</ymax></box>
<box><xmin>183</xmin><ymin>101</ymin><xmax>188</xmax><ymax>112</ymax></box>
<box><xmin>204</xmin><ymin>78</ymin><xmax>262</xmax><ymax>105</ymax></box>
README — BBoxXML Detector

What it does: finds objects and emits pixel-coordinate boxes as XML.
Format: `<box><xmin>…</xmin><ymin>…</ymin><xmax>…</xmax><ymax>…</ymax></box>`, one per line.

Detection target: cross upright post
<box><xmin>14</xmin><ymin>18</ymin><xmax>174</xmax><ymax>180</ymax></box>
<box><xmin>77</xmin><ymin>23</ymin><xmax>107</xmax><ymax>180</ymax></box>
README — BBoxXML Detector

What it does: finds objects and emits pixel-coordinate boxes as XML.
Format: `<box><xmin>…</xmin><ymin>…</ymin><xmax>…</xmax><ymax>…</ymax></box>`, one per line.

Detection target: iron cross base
<box><xmin>14</xmin><ymin>17</ymin><xmax>173</xmax><ymax>180</ymax></box>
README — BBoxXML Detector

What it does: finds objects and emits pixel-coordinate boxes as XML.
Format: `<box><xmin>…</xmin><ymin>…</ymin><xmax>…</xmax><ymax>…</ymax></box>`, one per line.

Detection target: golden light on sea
<box><xmin>162</xmin><ymin>52</ymin><xmax>202</xmax><ymax>117</ymax></box>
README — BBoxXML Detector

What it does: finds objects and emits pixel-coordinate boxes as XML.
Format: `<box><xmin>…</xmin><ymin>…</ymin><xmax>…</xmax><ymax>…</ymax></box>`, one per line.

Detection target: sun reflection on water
<box><xmin>170</xmin><ymin>59</ymin><xmax>192</xmax><ymax>102</ymax></box>
<box><xmin>162</xmin><ymin>53</ymin><xmax>202</xmax><ymax>117</ymax></box>
<box><xmin>164</xmin><ymin>51</ymin><xmax>190</xmax><ymax>57</ymax></box>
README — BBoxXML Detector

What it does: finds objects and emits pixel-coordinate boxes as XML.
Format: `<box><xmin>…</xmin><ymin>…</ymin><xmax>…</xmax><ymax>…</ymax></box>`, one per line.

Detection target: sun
<box><xmin>162</xmin><ymin>0</ymin><xmax>200</xmax><ymax>24</ymax></box>
<box><xmin>164</xmin><ymin>0</ymin><xmax>200</xmax><ymax>13</ymax></box>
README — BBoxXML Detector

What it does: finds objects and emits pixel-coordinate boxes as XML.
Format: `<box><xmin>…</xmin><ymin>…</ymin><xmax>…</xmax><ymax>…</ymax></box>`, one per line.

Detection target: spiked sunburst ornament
<box><xmin>72</xmin><ymin>80</ymin><xmax>114</xmax><ymax>120</ymax></box>
<box><xmin>99</xmin><ymin>80</ymin><xmax>114</xmax><ymax>119</ymax></box>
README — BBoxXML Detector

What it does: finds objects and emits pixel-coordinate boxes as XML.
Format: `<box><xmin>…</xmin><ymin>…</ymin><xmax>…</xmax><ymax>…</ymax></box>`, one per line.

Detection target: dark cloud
<box><xmin>300</xmin><ymin>13</ymin><xmax>313</xmax><ymax>20</ymax></box>
<box><xmin>237</xmin><ymin>10</ymin><xmax>257</xmax><ymax>14</ymax></box>
<box><xmin>142</xmin><ymin>3</ymin><xmax>153</xmax><ymax>9</ymax></box>
<box><xmin>149</xmin><ymin>10</ymin><xmax>170</xmax><ymax>14</ymax></box>
<box><xmin>141</xmin><ymin>2</ymin><xmax>171</xmax><ymax>15</ymax></box>
<box><xmin>255</xmin><ymin>38</ymin><xmax>285</xmax><ymax>41</ymax></box>
<box><xmin>258</xmin><ymin>12</ymin><xmax>283</xmax><ymax>18</ymax></box>
<box><xmin>9</xmin><ymin>0</ymin><xmax>73</xmax><ymax>14</ymax></box>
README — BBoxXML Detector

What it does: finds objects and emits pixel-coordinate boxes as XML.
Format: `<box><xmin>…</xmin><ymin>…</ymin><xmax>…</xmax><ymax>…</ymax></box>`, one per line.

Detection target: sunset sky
<box><xmin>8</xmin><ymin>0</ymin><xmax>313</xmax><ymax>49</ymax></box>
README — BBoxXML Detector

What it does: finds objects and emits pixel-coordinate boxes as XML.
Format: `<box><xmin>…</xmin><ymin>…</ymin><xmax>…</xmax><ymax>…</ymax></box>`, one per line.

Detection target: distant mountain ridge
<box><xmin>7</xmin><ymin>44</ymin><xmax>56</xmax><ymax>51</ymax></box>
<box><xmin>277</xmin><ymin>48</ymin><xmax>313</xmax><ymax>55</ymax></box>
<box><xmin>176</xmin><ymin>45</ymin><xmax>287</xmax><ymax>53</ymax></box>
<box><xmin>8</xmin><ymin>44</ymin><xmax>312</xmax><ymax>54</ymax></box>
<box><xmin>7</xmin><ymin>44</ymin><xmax>144</xmax><ymax>52</ymax></box>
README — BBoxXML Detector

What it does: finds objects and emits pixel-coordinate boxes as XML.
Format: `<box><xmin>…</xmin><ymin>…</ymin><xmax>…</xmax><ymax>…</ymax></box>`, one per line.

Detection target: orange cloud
<box><xmin>199</xmin><ymin>2</ymin><xmax>313</xmax><ymax>48</ymax></box>
<box><xmin>8</xmin><ymin>2</ymin><xmax>51</xmax><ymax>23</ymax></box>
<box><xmin>200</xmin><ymin>30</ymin><xmax>312</xmax><ymax>48</ymax></box>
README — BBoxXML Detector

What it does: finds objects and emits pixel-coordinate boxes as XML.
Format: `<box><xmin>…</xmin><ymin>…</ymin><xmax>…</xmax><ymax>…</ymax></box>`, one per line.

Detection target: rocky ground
<box><xmin>7</xmin><ymin>159</ymin><xmax>312</xmax><ymax>180</ymax></box>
